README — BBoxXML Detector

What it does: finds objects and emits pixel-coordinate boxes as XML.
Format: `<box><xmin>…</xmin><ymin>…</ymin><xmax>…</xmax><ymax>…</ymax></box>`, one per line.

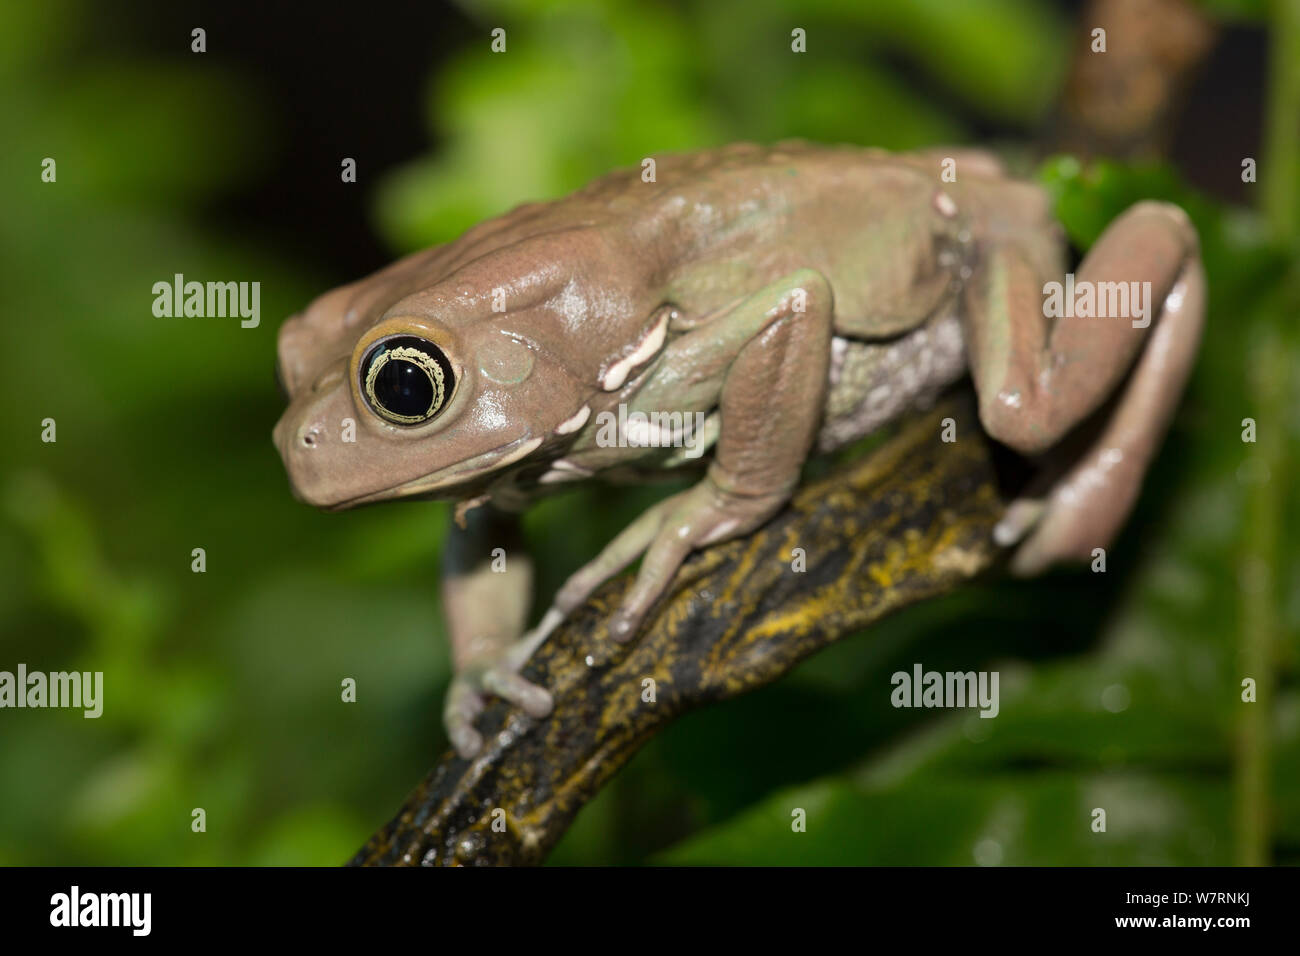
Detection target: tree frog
<box><xmin>273</xmin><ymin>143</ymin><xmax>1204</xmax><ymax>757</ymax></box>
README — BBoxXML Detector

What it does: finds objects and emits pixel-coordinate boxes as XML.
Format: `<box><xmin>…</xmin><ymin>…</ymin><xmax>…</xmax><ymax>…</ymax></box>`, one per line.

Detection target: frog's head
<box><xmin>273</xmin><ymin>270</ymin><xmax>598</xmax><ymax>510</ymax></box>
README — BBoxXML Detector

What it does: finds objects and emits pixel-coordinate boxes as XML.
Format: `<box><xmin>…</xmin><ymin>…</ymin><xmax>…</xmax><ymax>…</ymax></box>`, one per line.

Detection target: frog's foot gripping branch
<box><xmin>968</xmin><ymin>201</ymin><xmax>1205</xmax><ymax>575</ymax></box>
<box><xmin>351</xmin><ymin>394</ymin><xmax>1008</xmax><ymax>866</ymax></box>
<box><xmin>531</xmin><ymin>269</ymin><xmax>834</xmax><ymax>644</ymax></box>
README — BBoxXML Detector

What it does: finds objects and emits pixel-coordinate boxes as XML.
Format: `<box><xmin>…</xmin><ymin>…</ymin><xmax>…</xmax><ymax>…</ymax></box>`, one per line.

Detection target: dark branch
<box><xmin>1050</xmin><ymin>0</ymin><xmax>1215</xmax><ymax>160</ymax></box>
<box><xmin>351</xmin><ymin>391</ymin><xmax>1007</xmax><ymax>866</ymax></box>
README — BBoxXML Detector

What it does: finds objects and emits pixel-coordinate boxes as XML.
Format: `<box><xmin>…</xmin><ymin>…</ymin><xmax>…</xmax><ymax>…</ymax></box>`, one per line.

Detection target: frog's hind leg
<box><xmin>963</xmin><ymin>201</ymin><xmax>1205</xmax><ymax>574</ymax></box>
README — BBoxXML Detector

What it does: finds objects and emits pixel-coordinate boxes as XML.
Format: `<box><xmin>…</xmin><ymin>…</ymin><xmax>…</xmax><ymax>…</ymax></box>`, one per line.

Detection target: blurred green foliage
<box><xmin>378</xmin><ymin>0</ymin><xmax>1068</xmax><ymax>248</ymax></box>
<box><xmin>1</xmin><ymin>0</ymin><xmax>1296</xmax><ymax>866</ymax></box>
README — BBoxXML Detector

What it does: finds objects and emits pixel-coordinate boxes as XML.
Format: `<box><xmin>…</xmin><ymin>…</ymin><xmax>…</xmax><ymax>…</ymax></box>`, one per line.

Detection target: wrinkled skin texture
<box><xmin>274</xmin><ymin>142</ymin><xmax>1204</xmax><ymax>757</ymax></box>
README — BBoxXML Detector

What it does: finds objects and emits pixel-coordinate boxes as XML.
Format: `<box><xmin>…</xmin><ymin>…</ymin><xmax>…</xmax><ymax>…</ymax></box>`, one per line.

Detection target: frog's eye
<box><xmin>359</xmin><ymin>335</ymin><xmax>455</xmax><ymax>426</ymax></box>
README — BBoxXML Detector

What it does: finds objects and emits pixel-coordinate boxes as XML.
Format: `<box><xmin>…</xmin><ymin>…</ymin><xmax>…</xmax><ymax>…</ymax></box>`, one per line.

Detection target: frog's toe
<box><xmin>448</xmin><ymin>724</ymin><xmax>483</xmax><ymax>761</ymax></box>
<box><xmin>993</xmin><ymin>497</ymin><xmax>1045</xmax><ymax>548</ymax></box>
<box><xmin>609</xmin><ymin>532</ymin><xmax>696</xmax><ymax>642</ymax></box>
<box><xmin>523</xmin><ymin>491</ymin><xmax>689</xmax><ymax>646</ymax></box>
<box><xmin>553</xmin><ymin>491</ymin><xmax>687</xmax><ymax>615</ymax></box>
<box><xmin>443</xmin><ymin>655</ymin><xmax>553</xmax><ymax>759</ymax></box>
<box><xmin>609</xmin><ymin>478</ymin><xmax>787</xmax><ymax>642</ymax></box>
<box><xmin>444</xmin><ymin>681</ymin><xmax>486</xmax><ymax>759</ymax></box>
<box><xmin>481</xmin><ymin>668</ymin><xmax>554</xmax><ymax>718</ymax></box>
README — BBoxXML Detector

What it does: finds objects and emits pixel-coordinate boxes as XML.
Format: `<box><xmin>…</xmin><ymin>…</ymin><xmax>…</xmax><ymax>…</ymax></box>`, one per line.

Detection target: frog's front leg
<box><xmin>964</xmin><ymin>201</ymin><xmax>1205</xmax><ymax>573</ymax></box>
<box><xmin>440</xmin><ymin>502</ymin><xmax>553</xmax><ymax>757</ymax></box>
<box><xmin>536</xmin><ymin>270</ymin><xmax>834</xmax><ymax>646</ymax></box>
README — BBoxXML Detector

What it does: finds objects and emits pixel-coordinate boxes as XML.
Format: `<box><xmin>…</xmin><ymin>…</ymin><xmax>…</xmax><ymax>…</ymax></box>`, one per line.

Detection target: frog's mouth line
<box><xmin>326</xmin><ymin>432</ymin><xmax>542</xmax><ymax>510</ymax></box>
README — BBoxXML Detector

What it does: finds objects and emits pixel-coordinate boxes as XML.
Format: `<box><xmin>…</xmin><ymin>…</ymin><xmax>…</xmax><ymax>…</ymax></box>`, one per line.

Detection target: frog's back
<box><xmin>567</xmin><ymin>142</ymin><xmax>1048</xmax><ymax>339</ymax></box>
<box><xmin>585</xmin><ymin>141</ymin><xmax>957</xmax><ymax>261</ymax></box>
<box><xmin>417</xmin><ymin>142</ymin><xmax>1051</xmax><ymax>340</ymax></box>
<box><xmin>573</xmin><ymin>143</ymin><xmax>1044</xmax><ymax>454</ymax></box>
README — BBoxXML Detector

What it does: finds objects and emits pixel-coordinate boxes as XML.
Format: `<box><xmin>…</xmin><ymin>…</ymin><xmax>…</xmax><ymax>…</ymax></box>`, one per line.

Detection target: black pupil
<box><xmin>366</xmin><ymin>336</ymin><xmax>448</xmax><ymax>421</ymax></box>
<box><xmin>375</xmin><ymin>357</ymin><xmax>433</xmax><ymax>417</ymax></box>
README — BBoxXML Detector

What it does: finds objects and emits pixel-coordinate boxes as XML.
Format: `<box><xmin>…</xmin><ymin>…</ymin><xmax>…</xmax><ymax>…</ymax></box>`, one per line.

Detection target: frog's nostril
<box><xmin>299</xmin><ymin>425</ymin><xmax>322</xmax><ymax>449</ymax></box>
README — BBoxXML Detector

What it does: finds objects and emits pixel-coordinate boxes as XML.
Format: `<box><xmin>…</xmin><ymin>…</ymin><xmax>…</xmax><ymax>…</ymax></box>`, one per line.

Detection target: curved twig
<box><xmin>351</xmin><ymin>392</ymin><xmax>1007</xmax><ymax>866</ymax></box>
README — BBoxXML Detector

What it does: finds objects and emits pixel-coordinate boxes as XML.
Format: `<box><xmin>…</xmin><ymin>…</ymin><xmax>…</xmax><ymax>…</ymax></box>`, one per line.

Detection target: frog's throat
<box><xmin>329</xmin><ymin>432</ymin><xmax>543</xmax><ymax>509</ymax></box>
